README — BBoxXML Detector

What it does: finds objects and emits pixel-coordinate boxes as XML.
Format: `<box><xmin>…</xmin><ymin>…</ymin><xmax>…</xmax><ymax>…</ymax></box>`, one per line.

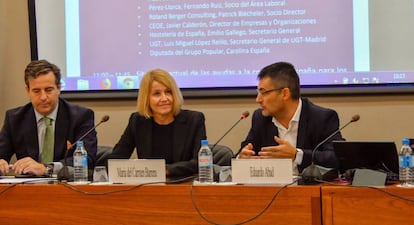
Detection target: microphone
<box><xmin>210</xmin><ymin>111</ymin><xmax>249</xmax><ymax>152</ymax></box>
<box><xmin>300</xmin><ymin>114</ymin><xmax>360</xmax><ymax>184</ymax></box>
<box><xmin>71</xmin><ymin>115</ymin><xmax>110</xmax><ymax>149</ymax></box>
<box><xmin>209</xmin><ymin>111</ymin><xmax>249</xmax><ymax>182</ymax></box>
<box><xmin>57</xmin><ymin>115</ymin><xmax>110</xmax><ymax>181</ymax></box>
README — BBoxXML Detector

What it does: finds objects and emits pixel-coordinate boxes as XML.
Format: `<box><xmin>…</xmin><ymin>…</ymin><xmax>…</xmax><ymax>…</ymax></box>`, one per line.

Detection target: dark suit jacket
<box><xmin>241</xmin><ymin>97</ymin><xmax>343</xmax><ymax>172</ymax></box>
<box><xmin>0</xmin><ymin>98</ymin><xmax>97</xmax><ymax>168</ymax></box>
<box><xmin>108</xmin><ymin>110</ymin><xmax>206</xmax><ymax>177</ymax></box>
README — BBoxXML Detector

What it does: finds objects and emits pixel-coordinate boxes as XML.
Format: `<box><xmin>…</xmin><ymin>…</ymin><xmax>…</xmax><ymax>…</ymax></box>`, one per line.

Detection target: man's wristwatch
<box><xmin>45</xmin><ymin>163</ymin><xmax>54</xmax><ymax>177</ymax></box>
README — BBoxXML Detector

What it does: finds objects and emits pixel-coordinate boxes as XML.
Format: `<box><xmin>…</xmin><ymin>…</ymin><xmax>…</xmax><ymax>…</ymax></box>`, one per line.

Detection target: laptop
<box><xmin>333</xmin><ymin>141</ymin><xmax>399</xmax><ymax>180</ymax></box>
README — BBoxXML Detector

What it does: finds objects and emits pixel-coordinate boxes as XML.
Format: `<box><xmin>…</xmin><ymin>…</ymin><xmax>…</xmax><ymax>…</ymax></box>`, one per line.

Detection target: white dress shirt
<box><xmin>272</xmin><ymin>99</ymin><xmax>304</xmax><ymax>175</ymax></box>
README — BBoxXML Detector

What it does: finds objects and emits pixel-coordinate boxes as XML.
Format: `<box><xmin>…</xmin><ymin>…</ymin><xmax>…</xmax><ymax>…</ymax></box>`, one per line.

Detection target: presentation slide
<box><xmin>33</xmin><ymin>0</ymin><xmax>414</xmax><ymax>92</ymax></box>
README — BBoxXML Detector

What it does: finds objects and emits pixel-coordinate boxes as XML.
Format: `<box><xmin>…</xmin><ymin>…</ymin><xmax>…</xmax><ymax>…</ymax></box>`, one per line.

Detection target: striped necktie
<box><xmin>42</xmin><ymin>117</ymin><xmax>54</xmax><ymax>163</ymax></box>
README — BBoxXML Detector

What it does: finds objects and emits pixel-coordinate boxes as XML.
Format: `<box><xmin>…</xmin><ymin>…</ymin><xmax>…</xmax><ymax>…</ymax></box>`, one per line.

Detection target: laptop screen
<box><xmin>333</xmin><ymin>141</ymin><xmax>399</xmax><ymax>179</ymax></box>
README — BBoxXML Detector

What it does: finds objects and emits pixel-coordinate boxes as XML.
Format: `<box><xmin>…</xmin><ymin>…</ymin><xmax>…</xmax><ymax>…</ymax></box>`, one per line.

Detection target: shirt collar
<box><xmin>272</xmin><ymin>98</ymin><xmax>302</xmax><ymax>128</ymax></box>
<box><xmin>34</xmin><ymin>103</ymin><xmax>59</xmax><ymax>123</ymax></box>
<box><xmin>292</xmin><ymin>98</ymin><xmax>302</xmax><ymax>122</ymax></box>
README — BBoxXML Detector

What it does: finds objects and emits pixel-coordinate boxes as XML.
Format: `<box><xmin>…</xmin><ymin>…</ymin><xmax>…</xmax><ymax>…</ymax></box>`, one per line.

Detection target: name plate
<box><xmin>232</xmin><ymin>159</ymin><xmax>293</xmax><ymax>184</ymax></box>
<box><xmin>108</xmin><ymin>159</ymin><xmax>166</xmax><ymax>184</ymax></box>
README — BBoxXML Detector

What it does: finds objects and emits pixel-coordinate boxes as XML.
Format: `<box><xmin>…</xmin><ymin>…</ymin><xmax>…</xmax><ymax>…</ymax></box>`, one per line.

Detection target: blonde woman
<box><xmin>108</xmin><ymin>69</ymin><xmax>206</xmax><ymax>177</ymax></box>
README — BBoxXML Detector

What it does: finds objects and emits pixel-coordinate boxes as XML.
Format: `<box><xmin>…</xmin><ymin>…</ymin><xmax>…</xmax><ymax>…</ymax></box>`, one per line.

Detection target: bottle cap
<box><xmin>76</xmin><ymin>141</ymin><xmax>84</xmax><ymax>147</ymax></box>
<box><xmin>201</xmin><ymin>139</ymin><xmax>208</xmax><ymax>145</ymax></box>
<box><xmin>402</xmin><ymin>138</ymin><xmax>410</xmax><ymax>145</ymax></box>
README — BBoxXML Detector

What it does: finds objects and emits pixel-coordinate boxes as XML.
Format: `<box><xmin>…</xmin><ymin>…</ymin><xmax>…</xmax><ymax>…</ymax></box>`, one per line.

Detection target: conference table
<box><xmin>322</xmin><ymin>185</ymin><xmax>414</xmax><ymax>225</ymax></box>
<box><xmin>1</xmin><ymin>181</ymin><xmax>414</xmax><ymax>225</ymax></box>
<box><xmin>0</xmin><ymin>182</ymin><xmax>321</xmax><ymax>225</ymax></box>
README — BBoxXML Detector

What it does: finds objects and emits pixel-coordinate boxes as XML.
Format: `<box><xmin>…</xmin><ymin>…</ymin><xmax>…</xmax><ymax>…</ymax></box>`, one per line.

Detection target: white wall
<box><xmin>0</xmin><ymin>0</ymin><xmax>32</xmax><ymax>121</ymax></box>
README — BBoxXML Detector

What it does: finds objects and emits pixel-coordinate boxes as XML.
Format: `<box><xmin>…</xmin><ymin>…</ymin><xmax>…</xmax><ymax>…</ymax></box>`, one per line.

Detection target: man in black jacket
<box><xmin>238</xmin><ymin>62</ymin><xmax>344</xmax><ymax>174</ymax></box>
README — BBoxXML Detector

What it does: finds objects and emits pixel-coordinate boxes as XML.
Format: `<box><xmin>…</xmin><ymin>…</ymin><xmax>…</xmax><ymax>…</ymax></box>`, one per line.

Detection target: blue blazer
<box><xmin>0</xmin><ymin>98</ymin><xmax>97</xmax><ymax>168</ymax></box>
<box><xmin>108</xmin><ymin>110</ymin><xmax>207</xmax><ymax>177</ymax></box>
<box><xmin>241</xmin><ymin>97</ymin><xmax>343</xmax><ymax>172</ymax></box>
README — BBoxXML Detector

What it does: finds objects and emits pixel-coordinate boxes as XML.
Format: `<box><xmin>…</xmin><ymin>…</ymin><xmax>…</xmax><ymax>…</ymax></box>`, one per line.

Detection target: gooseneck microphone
<box><xmin>73</xmin><ymin>115</ymin><xmax>110</xmax><ymax>148</ymax></box>
<box><xmin>57</xmin><ymin>115</ymin><xmax>110</xmax><ymax>181</ymax></box>
<box><xmin>210</xmin><ymin>111</ymin><xmax>250</xmax><ymax>151</ymax></box>
<box><xmin>300</xmin><ymin>114</ymin><xmax>360</xmax><ymax>184</ymax></box>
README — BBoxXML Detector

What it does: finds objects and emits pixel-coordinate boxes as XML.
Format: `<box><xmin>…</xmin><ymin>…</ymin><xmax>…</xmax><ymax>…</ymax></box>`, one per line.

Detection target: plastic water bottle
<box><xmin>73</xmin><ymin>141</ymin><xmax>88</xmax><ymax>183</ymax></box>
<box><xmin>399</xmin><ymin>138</ymin><xmax>414</xmax><ymax>186</ymax></box>
<box><xmin>198</xmin><ymin>139</ymin><xmax>213</xmax><ymax>183</ymax></box>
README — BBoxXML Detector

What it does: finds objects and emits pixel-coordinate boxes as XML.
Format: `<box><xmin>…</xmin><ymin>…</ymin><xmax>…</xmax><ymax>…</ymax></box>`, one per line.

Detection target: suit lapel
<box><xmin>139</xmin><ymin>118</ymin><xmax>153</xmax><ymax>158</ymax></box>
<box><xmin>24</xmin><ymin>110</ymin><xmax>40</xmax><ymax>160</ymax></box>
<box><xmin>54</xmin><ymin>103</ymin><xmax>69</xmax><ymax>161</ymax></box>
<box><xmin>172</xmin><ymin>113</ymin><xmax>186</xmax><ymax>162</ymax></box>
<box><xmin>297</xmin><ymin>98</ymin><xmax>308</xmax><ymax>149</ymax></box>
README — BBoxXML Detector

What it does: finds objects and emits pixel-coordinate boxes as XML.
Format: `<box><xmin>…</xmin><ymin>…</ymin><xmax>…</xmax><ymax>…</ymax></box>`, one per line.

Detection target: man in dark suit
<box><xmin>238</xmin><ymin>62</ymin><xmax>343</xmax><ymax>174</ymax></box>
<box><xmin>0</xmin><ymin>60</ymin><xmax>97</xmax><ymax>176</ymax></box>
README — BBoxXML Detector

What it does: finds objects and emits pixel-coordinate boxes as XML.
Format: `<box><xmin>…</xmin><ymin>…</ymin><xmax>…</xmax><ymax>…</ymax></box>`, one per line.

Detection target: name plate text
<box><xmin>232</xmin><ymin>159</ymin><xmax>293</xmax><ymax>184</ymax></box>
<box><xmin>108</xmin><ymin>159</ymin><xmax>166</xmax><ymax>184</ymax></box>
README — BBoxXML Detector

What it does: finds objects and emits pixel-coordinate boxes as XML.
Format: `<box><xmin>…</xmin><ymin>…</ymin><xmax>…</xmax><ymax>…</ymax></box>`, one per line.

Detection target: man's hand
<box><xmin>258</xmin><ymin>136</ymin><xmax>297</xmax><ymax>159</ymax></box>
<box><xmin>238</xmin><ymin>143</ymin><xmax>260</xmax><ymax>159</ymax></box>
<box><xmin>12</xmin><ymin>157</ymin><xmax>47</xmax><ymax>175</ymax></box>
<box><xmin>0</xmin><ymin>159</ymin><xmax>9</xmax><ymax>175</ymax></box>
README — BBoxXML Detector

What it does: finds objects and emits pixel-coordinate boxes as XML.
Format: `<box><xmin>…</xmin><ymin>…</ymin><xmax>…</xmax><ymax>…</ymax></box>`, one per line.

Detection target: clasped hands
<box><xmin>239</xmin><ymin>136</ymin><xmax>296</xmax><ymax>160</ymax></box>
<box><xmin>0</xmin><ymin>157</ymin><xmax>47</xmax><ymax>176</ymax></box>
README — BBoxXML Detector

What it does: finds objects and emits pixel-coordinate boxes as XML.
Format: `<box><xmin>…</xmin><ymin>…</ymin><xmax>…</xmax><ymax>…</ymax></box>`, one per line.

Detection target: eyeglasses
<box><xmin>256</xmin><ymin>87</ymin><xmax>285</xmax><ymax>95</ymax></box>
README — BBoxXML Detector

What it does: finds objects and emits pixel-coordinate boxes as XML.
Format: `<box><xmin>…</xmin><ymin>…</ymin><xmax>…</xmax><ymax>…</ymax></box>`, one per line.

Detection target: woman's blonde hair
<box><xmin>137</xmin><ymin>69</ymin><xmax>183</xmax><ymax>118</ymax></box>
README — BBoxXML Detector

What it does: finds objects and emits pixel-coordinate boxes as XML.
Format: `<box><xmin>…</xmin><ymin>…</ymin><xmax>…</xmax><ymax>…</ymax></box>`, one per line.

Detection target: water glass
<box><xmin>93</xmin><ymin>166</ymin><xmax>109</xmax><ymax>183</ymax></box>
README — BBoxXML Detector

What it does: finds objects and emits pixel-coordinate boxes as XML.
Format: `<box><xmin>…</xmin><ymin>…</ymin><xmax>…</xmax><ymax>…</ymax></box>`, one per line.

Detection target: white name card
<box><xmin>232</xmin><ymin>159</ymin><xmax>293</xmax><ymax>184</ymax></box>
<box><xmin>108</xmin><ymin>159</ymin><xmax>166</xmax><ymax>184</ymax></box>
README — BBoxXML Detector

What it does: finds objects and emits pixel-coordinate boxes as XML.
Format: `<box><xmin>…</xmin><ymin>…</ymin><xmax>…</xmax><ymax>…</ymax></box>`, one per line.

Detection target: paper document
<box><xmin>0</xmin><ymin>176</ymin><xmax>56</xmax><ymax>184</ymax></box>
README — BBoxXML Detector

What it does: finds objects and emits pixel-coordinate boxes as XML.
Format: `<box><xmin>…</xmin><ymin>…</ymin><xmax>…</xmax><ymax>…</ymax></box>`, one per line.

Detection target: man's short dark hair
<box><xmin>24</xmin><ymin>59</ymin><xmax>61</xmax><ymax>87</ymax></box>
<box><xmin>257</xmin><ymin>61</ymin><xmax>300</xmax><ymax>99</ymax></box>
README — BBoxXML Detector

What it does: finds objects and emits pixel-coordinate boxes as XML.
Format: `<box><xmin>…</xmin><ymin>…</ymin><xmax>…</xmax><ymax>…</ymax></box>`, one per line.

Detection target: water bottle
<box><xmin>73</xmin><ymin>141</ymin><xmax>88</xmax><ymax>183</ymax></box>
<box><xmin>399</xmin><ymin>138</ymin><xmax>414</xmax><ymax>186</ymax></box>
<box><xmin>198</xmin><ymin>139</ymin><xmax>213</xmax><ymax>183</ymax></box>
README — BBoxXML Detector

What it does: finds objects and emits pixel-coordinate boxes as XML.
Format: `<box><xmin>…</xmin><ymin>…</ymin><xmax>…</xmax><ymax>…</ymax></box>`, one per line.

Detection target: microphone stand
<box><xmin>57</xmin><ymin>115</ymin><xmax>110</xmax><ymax>181</ymax></box>
<box><xmin>209</xmin><ymin>111</ymin><xmax>249</xmax><ymax>182</ymax></box>
<box><xmin>300</xmin><ymin>115</ymin><xmax>359</xmax><ymax>184</ymax></box>
<box><xmin>211</xmin><ymin>117</ymin><xmax>243</xmax><ymax>151</ymax></box>
<box><xmin>57</xmin><ymin>145</ymin><xmax>75</xmax><ymax>181</ymax></box>
<box><xmin>210</xmin><ymin>112</ymin><xmax>249</xmax><ymax>151</ymax></box>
